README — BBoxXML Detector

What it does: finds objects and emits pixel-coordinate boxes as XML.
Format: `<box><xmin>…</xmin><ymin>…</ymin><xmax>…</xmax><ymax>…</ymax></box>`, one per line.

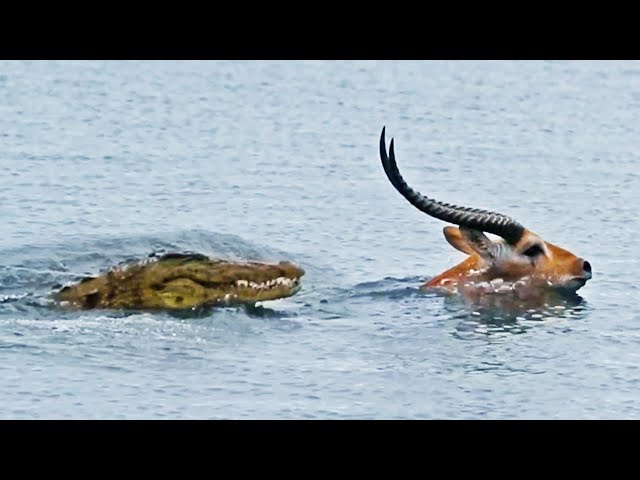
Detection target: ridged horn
<box><xmin>379</xmin><ymin>126</ymin><xmax>524</xmax><ymax>245</ymax></box>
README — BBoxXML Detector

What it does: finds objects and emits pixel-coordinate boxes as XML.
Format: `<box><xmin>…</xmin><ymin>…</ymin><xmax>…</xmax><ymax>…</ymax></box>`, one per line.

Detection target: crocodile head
<box><xmin>54</xmin><ymin>253</ymin><xmax>305</xmax><ymax>311</ymax></box>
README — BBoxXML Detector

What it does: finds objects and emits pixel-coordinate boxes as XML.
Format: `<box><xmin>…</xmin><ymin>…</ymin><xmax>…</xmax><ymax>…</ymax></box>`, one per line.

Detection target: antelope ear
<box><xmin>457</xmin><ymin>227</ymin><xmax>503</xmax><ymax>262</ymax></box>
<box><xmin>443</xmin><ymin>226</ymin><xmax>475</xmax><ymax>255</ymax></box>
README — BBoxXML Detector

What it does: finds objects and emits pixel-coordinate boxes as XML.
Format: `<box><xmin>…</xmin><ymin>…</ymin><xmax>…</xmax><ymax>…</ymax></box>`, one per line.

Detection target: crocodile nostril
<box><xmin>583</xmin><ymin>261</ymin><xmax>592</xmax><ymax>273</ymax></box>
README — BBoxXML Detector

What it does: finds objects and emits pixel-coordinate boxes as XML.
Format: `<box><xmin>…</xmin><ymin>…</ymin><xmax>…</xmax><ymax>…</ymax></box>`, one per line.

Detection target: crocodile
<box><xmin>53</xmin><ymin>252</ymin><xmax>304</xmax><ymax>311</ymax></box>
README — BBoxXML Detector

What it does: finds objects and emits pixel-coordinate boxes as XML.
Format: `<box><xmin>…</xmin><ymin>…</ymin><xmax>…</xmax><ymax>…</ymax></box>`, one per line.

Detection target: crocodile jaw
<box><xmin>155</xmin><ymin>272</ymin><xmax>304</xmax><ymax>309</ymax></box>
<box><xmin>54</xmin><ymin>256</ymin><xmax>305</xmax><ymax>311</ymax></box>
<box><xmin>229</xmin><ymin>275</ymin><xmax>302</xmax><ymax>303</ymax></box>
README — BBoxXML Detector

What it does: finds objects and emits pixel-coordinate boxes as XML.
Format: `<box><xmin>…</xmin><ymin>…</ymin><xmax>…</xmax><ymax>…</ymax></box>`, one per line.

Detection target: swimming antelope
<box><xmin>379</xmin><ymin>127</ymin><xmax>592</xmax><ymax>298</ymax></box>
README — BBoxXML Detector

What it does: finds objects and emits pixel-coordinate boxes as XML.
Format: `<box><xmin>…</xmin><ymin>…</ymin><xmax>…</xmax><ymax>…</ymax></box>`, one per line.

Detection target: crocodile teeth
<box><xmin>235</xmin><ymin>277</ymin><xmax>299</xmax><ymax>290</ymax></box>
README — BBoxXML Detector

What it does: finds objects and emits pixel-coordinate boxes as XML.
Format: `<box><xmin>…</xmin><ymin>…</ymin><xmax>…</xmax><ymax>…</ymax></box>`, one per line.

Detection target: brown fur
<box><xmin>425</xmin><ymin>227</ymin><xmax>590</xmax><ymax>293</ymax></box>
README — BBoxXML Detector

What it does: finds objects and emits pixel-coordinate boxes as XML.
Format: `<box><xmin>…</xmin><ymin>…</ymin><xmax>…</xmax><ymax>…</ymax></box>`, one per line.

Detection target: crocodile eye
<box><xmin>522</xmin><ymin>244</ymin><xmax>544</xmax><ymax>258</ymax></box>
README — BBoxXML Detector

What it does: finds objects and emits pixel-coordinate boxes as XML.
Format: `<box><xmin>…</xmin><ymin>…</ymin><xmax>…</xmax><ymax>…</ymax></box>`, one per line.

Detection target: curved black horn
<box><xmin>379</xmin><ymin>126</ymin><xmax>524</xmax><ymax>244</ymax></box>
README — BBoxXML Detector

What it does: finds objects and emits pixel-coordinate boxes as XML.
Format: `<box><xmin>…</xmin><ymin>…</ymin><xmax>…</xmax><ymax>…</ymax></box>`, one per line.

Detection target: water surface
<box><xmin>0</xmin><ymin>60</ymin><xmax>638</xmax><ymax>418</ymax></box>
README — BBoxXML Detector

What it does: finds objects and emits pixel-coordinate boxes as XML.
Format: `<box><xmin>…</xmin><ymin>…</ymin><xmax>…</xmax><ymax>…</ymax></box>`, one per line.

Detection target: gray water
<box><xmin>0</xmin><ymin>60</ymin><xmax>638</xmax><ymax>419</ymax></box>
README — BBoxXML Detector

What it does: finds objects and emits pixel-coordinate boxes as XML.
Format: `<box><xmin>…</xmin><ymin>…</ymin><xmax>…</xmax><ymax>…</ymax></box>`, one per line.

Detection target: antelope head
<box><xmin>379</xmin><ymin>127</ymin><xmax>592</xmax><ymax>297</ymax></box>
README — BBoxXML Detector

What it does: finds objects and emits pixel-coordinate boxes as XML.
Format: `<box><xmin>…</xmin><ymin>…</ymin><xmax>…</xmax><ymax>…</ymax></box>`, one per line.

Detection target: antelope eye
<box><xmin>522</xmin><ymin>244</ymin><xmax>544</xmax><ymax>258</ymax></box>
